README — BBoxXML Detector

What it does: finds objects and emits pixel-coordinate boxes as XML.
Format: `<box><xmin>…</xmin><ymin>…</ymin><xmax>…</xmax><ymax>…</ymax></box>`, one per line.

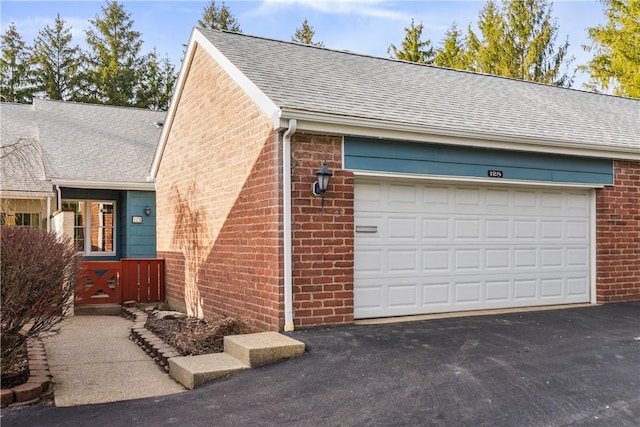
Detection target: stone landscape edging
<box><xmin>0</xmin><ymin>339</ymin><xmax>53</xmax><ymax>408</ymax></box>
<box><xmin>122</xmin><ymin>306</ymin><xmax>181</xmax><ymax>371</ymax></box>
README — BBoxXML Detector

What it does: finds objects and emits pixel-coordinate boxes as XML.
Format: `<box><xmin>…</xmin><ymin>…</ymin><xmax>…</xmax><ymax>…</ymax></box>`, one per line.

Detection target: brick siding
<box><xmin>155</xmin><ymin>45</ymin><xmax>283</xmax><ymax>331</ymax></box>
<box><xmin>156</xmin><ymin>44</ymin><xmax>637</xmax><ymax>330</ymax></box>
<box><xmin>596</xmin><ymin>160</ymin><xmax>640</xmax><ymax>302</ymax></box>
<box><xmin>290</xmin><ymin>134</ymin><xmax>355</xmax><ymax>327</ymax></box>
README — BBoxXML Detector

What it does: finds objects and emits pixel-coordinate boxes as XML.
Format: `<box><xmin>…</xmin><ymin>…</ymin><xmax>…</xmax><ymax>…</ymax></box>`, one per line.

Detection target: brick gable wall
<box><xmin>290</xmin><ymin>134</ymin><xmax>355</xmax><ymax>327</ymax></box>
<box><xmin>155</xmin><ymin>45</ymin><xmax>283</xmax><ymax>330</ymax></box>
<box><xmin>596</xmin><ymin>160</ymin><xmax>640</xmax><ymax>302</ymax></box>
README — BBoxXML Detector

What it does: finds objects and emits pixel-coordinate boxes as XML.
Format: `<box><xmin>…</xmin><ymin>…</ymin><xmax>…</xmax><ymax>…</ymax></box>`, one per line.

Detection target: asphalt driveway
<box><xmin>3</xmin><ymin>302</ymin><xmax>639</xmax><ymax>427</ymax></box>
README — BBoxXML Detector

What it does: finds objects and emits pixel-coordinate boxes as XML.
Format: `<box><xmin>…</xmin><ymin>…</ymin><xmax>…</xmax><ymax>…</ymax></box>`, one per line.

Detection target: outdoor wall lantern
<box><xmin>312</xmin><ymin>161</ymin><xmax>333</xmax><ymax>213</ymax></box>
<box><xmin>144</xmin><ymin>206</ymin><xmax>151</xmax><ymax>216</ymax></box>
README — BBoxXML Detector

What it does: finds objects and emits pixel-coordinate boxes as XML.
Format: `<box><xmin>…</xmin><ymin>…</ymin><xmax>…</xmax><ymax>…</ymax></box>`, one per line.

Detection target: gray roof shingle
<box><xmin>1</xmin><ymin>99</ymin><xmax>165</xmax><ymax>194</ymax></box>
<box><xmin>198</xmin><ymin>28</ymin><xmax>639</xmax><ymax>152</ymax></box>
<box><xmin>34</xmin><ymin>99</ymin><xmax>165</xmax><ymax>184</ymax></box>
<box><xmin>1</xmin><ymin>102</ymin><xmax>51</xmax><ymax>196</ymax></box>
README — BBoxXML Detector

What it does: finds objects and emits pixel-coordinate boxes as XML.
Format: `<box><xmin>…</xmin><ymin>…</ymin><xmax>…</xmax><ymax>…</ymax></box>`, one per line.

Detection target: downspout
<box><xmin>283</xmin><ymin>119</ymin><xmax>297</xmax><ymax>332</ymax></box>
<box><xmin>56</xmin><ymin>184</ymin><xmax>62</xmax><ymax>211</ymax></box>
<box><xmin>46</xmin><ymin>196</ymin><xmax>51</xmax><ymax>231</ymax></box>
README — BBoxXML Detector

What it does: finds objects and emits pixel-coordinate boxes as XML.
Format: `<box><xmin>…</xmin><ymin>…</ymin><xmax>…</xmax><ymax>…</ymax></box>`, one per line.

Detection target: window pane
<box><xmin>90</xmin><ymin>202</ymin><xmax>114</xmax><ymax>252</ymax></box>
<box><xmin>63</xmin><ymin>201</ymin><xmax>85</xmax><ymax>251</ymax></box>
<box><xmin>11</xmin><ymin>213</ymin><xmax>40</xmax><ymax>228</ymax></box>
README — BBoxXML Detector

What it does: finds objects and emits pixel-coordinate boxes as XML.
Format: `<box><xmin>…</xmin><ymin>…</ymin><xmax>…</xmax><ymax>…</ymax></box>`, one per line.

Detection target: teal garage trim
<box><xmin>344</xmin><ymin>137</ymin><xmax>614</xmax><ymax>185</ymax></box>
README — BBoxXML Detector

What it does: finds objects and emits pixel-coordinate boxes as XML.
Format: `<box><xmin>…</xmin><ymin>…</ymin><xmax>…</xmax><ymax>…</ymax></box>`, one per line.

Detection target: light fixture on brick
<box><xmin>312</xmin><ymin>161</ymin><xmax>332</xmax><ymax>213</ymax></box>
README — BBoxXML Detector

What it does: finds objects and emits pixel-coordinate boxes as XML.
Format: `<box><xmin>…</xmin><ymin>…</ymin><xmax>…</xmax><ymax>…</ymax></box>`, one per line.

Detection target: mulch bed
<box><xmin>144</xmin><ymin>314</ymin><xmax>255</xmax><ymax>356</ymax></box>
<box><xmin>0</xmin><ymin>342</ymin><xmax>29</xmax><ymax>389</ymax></box>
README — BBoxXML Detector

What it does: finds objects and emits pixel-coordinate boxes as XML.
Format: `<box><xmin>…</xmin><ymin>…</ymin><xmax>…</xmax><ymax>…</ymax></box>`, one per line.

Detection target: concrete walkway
<box><xmin>43</xmin><ymin>315</ymin><xmax>184</xmax><ymax>407</ymax></box>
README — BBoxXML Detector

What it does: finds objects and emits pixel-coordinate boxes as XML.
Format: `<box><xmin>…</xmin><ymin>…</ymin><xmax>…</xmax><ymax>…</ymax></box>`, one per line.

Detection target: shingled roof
<box><xmin>1</xmin><ymin>103</ymin><xmax>51</xmax><ymax>197</ymax></box>
<box><xmin>196</xmin><ymin>28</ymin><xmax>639</xmax><ymax>154</ymax></box>
<box><xmin>1</xmin><ymin>99</ymin><xmax>165</xmax><ymax>193</ymax></box>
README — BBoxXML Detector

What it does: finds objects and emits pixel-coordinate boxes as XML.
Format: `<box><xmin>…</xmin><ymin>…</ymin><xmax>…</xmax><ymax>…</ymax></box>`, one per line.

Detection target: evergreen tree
<box><xmin>388</xmin><ymin>19</ymin><xmax>434</xmax><ymax>64</ymax></box>
<box><xmin>30</xmin><ymin>14</ymin><xmax>82</xmax><ymax>101</ymax></box>
<box><xmin>137</xmin><ymin>48</ymin><xmax>176</xmax><ymax>110</ymax></box>
<box><xmin>581</xmin><ymin>0</ymin><xmax>639</xmax><ymax>98</ymax></box>
<box><xmin>291</xmin><ymin>19</ymin><xmax>324</xmax><ymax>47</ymax></box>
<box><xmin>82</xmin><ymin>1</ymin><xmax>144</xmax><ymax>106</ymax></box>
<box><xmin>466</xmin><ymin>0</ymin><xmax>573</xmax><ymax>86</ymax></box>
<box><xmin>466</xmin><ymin>1</ymin><xmax>507</xmax><ymax>76</ymax></box>
<box><xmin>198</xmin><ymin>1</ymin><xmax>241</xmax><ymax>32</ymax></box>
<box><xmin>434</xmin><ymin>22</ymin><xmax>468</xmax><ymax>69</ymax></box>
<box><xmin>0</xmin><ymin>23</ymin><xmax>33</xmax><ymax>103</ymax></box>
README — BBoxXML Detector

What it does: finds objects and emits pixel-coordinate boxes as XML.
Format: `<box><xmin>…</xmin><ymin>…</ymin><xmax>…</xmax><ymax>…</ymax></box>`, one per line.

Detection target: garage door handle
<box><xmin>356</xmin><ymin>225</ymin><xmax>378</xmax><ymax>233</ymax></box>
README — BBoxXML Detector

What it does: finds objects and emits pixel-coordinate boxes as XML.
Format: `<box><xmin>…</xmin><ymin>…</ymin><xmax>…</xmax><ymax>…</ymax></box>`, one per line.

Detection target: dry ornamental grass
<box><xmin>145</xmin><ymin>314</ymin><xmax>255</xmax><ymax>356</ymax></box>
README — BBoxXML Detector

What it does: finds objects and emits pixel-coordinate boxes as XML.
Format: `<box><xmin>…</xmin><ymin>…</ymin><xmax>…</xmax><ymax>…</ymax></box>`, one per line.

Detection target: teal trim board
<box><xmin>124</xmin><ymin>191</ymin><xmax>156</xmax><ymax>258</ymax></box>
<box><xmin>344</xmin><ymin>137</ymin><xmax>614</xmax><ymax>185</ymax></box>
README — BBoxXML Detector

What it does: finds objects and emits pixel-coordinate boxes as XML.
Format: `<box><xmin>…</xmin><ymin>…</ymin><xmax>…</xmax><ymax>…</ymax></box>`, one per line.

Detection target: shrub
<box><xmin>1</xmin><ymin>226</ymin><xmax>81</xmax><ymax>376</ymax></box>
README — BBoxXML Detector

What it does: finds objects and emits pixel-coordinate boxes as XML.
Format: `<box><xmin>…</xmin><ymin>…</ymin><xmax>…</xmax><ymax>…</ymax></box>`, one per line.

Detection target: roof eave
<box><xmin>0</xmin><ymin>190</ymin><xmax>55</xmax><ymax>199</ymax></box>
<box><xmin>51</xmin><ymin>179</ymin><xmax>155</xmax><ymax>191</ymax></box>
<box><xmin>278</xmin><ymin>109</ymin><xmax>640</xmax><ymax>161</ymax></box>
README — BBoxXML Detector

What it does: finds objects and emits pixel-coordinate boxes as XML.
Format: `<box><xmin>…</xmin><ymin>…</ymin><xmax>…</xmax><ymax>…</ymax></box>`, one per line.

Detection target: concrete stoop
<box><xmin>168</xmin><ymin>332</ymin><xmax>305</xmax><ymax>390</ymax></box>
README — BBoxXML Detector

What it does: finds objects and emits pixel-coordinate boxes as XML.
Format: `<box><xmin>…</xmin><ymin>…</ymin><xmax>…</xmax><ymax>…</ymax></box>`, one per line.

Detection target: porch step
<box><xmin>224</xmin><ymin>332</ymin><xmax>306</xmax><ymax>368</ymax></box>
<box><xmin>167</xmin><ymin>332</ymin><xmax>306</xmax><ymax>389</ymax></box>
<box><xmin>168</xmin><ymin>353</ymin><xmax>248</xmax><ymax>390</ymax></box>
<box><xmin>74</xmin><ymin>304</ymin><xmax>122</xmax><ymax>316</ymax></box>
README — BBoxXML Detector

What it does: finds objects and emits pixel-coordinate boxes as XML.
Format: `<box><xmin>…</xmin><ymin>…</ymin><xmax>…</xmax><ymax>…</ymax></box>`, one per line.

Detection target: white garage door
<box><xmin>354</xmin><ymin>180</ymin><xmax>591</xmax><ymax>319</ymax></box>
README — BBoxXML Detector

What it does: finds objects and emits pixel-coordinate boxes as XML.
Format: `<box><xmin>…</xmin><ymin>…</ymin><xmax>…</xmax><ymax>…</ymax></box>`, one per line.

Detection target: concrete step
<box><xmin>74</xmin><ymin>304</ymin><xmax>122</xmax><ymax>316</ymax></box>
<box><xmin>166</xmin><ymin>332</ymin><xmax>306</xmax><ymax>389</ymax></box>
<box><xmin>224</xmin><ymin>332</ymin><xmax>306</xmax><ymax>368</ymax></box>
<box><xmin>169</xmin><ymin>353</ymin><xmax>248</xmax><ymax>390</ymax></box>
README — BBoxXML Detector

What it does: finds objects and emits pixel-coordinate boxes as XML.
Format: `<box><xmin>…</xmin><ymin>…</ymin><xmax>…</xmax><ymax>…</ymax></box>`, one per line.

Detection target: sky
<box><xmin>1</xmin><ymin>0</ymin><xmax>607</xmax><ymax>89</ymax></box>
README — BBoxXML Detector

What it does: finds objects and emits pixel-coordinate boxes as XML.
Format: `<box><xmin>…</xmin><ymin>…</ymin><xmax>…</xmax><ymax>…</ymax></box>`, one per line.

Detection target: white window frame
<box><xmin>63</xmin><ymin>199</ymin><xmax>117</xmax><ymax>257</ymax></box>
<box><xmin>0</xmin><ymin>212</ymin><xmax>41</xmax><ymax>228</ymax></box>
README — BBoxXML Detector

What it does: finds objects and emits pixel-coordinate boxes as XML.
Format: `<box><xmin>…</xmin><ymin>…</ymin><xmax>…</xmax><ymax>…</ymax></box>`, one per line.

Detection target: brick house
<box><xmin>151</xmin><ymin>28</ymin><xmax>640</xmax><ymax>332</ymax></box>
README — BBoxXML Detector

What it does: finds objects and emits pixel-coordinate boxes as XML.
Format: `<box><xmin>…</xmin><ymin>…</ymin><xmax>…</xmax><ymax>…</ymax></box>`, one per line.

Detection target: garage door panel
<box><xmin>354</xmin><ymin>249</ymin><xmax>384</xmax><ymax>274</ymax></box>
<box><xmin>423</xmin><ymin>218</ymin><xmax>450</xmax><ymax>239</ymax></box>
<box><xmin>541</xmin><ymin>278</ymin><xmax>563</xmax><ymax>298</ymax></box>
<box><xmin>514</xmin><ymin>279</ymin><xmax>538</xmax><ymax>300</ymax></box>
<box><xmin>541</xmin><ymin>220</ymin><xmax>564</xmax><ymax>240</ymax></box>
<box><xmin>454</xmin><ymin>219</ymin><xmax>482</xmax><ymax>239</ymax></box>
<box><xmin>454</xmin><ymin>249</ymin><xmax>481</xmax><ymax>270</ymax></box>
<box><xmin>388</xmin><ymin>284</ymin><xmax>419</xmax><ymax>308</ymax></box>
<box><xmin>388</xmin><ymin>250</ymin><xmax>418</xmax><ymax>272</ymax></box>
<box><xmin>486</xmin><ymin>280</ymin><xmax>510</xmax><ymax>301</ymax></box>
<box><xmin>514</xmin><ymin>220</ymin><xmax>537</xmax><ymax>240</ymax></box>
<box><xmin>486</xmin><ymin>189</ymin><xmax>510</xmax><ymax>206</ymax></box>
<box><xmin>567</xmin><ymin>220</ymin><xmax>589</xmax><ymax>239</ymax></box>
<box><xmin>355</xmin><ymin>181</ymin><xmax>591</xmax><ymax>318</ymax></box>
<box><xmin>486</xmin><ymin>219</ymin><xmax>510</xmax><ymax>239</ymax></box>
<box><xmin>486</xmin><ymin>249</ymin><xmax>510</xmax><ymax>270</ymax></box>
<box><xmin>388</xmin><ymin>217</ymin><xmax>418</xmax><ymax>240</ymax></box>
<box><xmin>567</xmin><ymin>248</ymin><xmax>588</xmax><ymax>267</ymax></box>
<box><xmin>455</xmin><ymin>281</ymin><xmax>482</xmax><ymax>303</ymax></box>
<box><xmin>422</xmin><ymin>283</ymin><xmax>450</xmax><ymax>305</ymax></box>
<box><xmin>423</xmin><ymin>249</ymin><xmax>450</xmax><ymax>272</ymax></box>
<box><xmin>567</xmin><ymin>277</ymin><xmax>589</xmax><ymax>296</ymax></box>
<box><xmin>388</xmin><ymin>184</ymin><xmax>419</xmax><ymax>206</ymax></box>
